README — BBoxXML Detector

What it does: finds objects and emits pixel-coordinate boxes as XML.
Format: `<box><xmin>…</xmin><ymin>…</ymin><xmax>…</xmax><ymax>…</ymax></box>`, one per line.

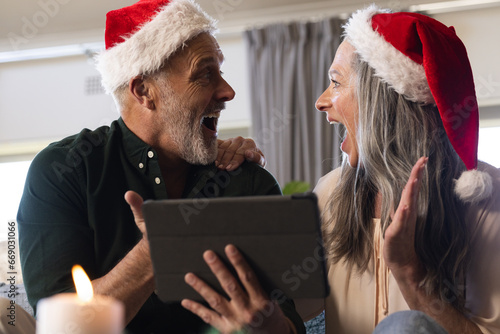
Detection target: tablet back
<box><xmin>142</xmin><ymin>193</ymin><xmax>329</xmax><ymax>302</ymax></box>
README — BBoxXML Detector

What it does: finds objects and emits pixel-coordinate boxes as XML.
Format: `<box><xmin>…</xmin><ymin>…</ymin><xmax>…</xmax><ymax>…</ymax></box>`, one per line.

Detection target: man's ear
<box><xmin>129</xmin><ymin>76</ymin><xmax>156</xmax><ymax>110</ymax></box>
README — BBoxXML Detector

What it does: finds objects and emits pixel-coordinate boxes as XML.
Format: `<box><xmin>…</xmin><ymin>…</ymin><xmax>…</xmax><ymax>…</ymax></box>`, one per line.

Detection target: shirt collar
<box><xmin>117</xmin><ymin>117</ymin><xmax>219</xmax><ymax>179</ymax></box>
<box><xmin>118</xmin><ymin>117</ymin><xmax>155</xmax><ymax>175</ymax></box>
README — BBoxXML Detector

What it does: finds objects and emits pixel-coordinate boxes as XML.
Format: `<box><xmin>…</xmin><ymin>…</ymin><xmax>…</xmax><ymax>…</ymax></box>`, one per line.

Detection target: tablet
<box><xmin>142</xmin><ymin>193</ymin><xmax>329</xmax><ymax>302</ymax></box>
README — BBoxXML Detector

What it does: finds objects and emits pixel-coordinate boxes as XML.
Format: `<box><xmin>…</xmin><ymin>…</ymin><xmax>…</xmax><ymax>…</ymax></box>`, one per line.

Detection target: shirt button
<box><xmin>155</xmin><ymin>177</ymin><xmax>161</xmax><ymax>184</ymax></box>
<box><xmin>139</xmin><ymin>163</ymin><xmax>144</xmax><ymax>169</ymax></box>
<box><xmin>148</xmin><ymin>151</ymin><xmax>154</xmax><ymax>158</ymax></box>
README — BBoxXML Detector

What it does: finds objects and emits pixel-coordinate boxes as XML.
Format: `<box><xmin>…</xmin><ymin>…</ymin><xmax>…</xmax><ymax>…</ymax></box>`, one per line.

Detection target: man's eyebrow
<box><xmin>193</xmin><ymin>55</ymin><xmax>224</xmax><ymax>71</ymax></box>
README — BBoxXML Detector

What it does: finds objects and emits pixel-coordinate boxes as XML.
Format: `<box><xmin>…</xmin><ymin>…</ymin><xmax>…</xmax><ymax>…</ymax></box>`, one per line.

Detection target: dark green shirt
<box><xmin>18</xmin><ymin>118</ymin><xmax>305</xmax><ymax>333</ymax></box>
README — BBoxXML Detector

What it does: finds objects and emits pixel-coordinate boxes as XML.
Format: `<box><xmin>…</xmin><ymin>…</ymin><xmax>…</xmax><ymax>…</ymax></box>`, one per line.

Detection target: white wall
<box><xmin>434</xmin><ymin>7</ymin><xmax>500</xmax><ymax>127</ymax></box>
<box><xmin>0</xmin><ymin>6</ymin><xmax>499</xmax><ymax>160</ymax></box>
<box><xmin>217</xmin><ymin>35</ymin><xmax>252</xmax><ymax>130</ymax></box>
<box><xmin>0</xmin><ymin>55</ymin><xmax>118</xmax><ymax>143</ymax></box>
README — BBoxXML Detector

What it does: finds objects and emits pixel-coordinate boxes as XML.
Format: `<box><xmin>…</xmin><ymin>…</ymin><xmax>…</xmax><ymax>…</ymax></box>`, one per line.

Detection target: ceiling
<box><xmin>1</xmin><ymin>0</ymin><xmax>500</xmax><ymax>53</ymax></box>
<box><xmin>1</xmin><ymin>0</ymin><xmax>372</xmax><ymax>38</ymax></box>
<box><xmin>0</xmin><ymin>0</ymin><xmax>424</xmax><ymax>51</ymax></box>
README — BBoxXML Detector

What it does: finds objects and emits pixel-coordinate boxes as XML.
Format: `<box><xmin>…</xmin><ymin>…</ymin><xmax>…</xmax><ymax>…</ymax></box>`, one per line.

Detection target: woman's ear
<box><xmin>129</xmin><ymin>76</ymin><xmax>156</xmax><ymax>110</ymax></box>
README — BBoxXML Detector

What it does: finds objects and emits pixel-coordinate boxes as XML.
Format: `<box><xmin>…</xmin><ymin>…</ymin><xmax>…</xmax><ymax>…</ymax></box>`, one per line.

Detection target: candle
<box><xmin>36</xmin><ymin>265</ymin><xmax>124</xmax><ymax>334</ymax></box>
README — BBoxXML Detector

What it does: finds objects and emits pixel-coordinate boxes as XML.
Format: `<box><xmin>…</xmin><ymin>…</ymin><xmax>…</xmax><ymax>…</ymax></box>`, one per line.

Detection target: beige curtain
<box><xmin>244</xmin><ymin>17</ymin><xmax>344</xmax><ymax>188</ymax></box>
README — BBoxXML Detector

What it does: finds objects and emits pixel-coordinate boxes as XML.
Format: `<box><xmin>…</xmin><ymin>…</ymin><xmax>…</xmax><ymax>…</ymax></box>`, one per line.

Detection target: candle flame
<box><xmin>72</xmin><ymin>265</ymin><xmax>94</xmax><ymax>302</ymax></box>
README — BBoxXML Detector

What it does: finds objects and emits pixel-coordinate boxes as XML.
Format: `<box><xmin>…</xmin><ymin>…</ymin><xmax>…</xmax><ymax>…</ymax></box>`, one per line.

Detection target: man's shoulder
<box><xmin>233</xmin><ymin>160</ymin><xmax>273</xmax><ymax>174</ymax></box>
<box><xmin>44</xmin><ymin>124</ymin><xmax>115</xmax><ymax>153</ymax></box>
<box><xmin>228</xmin><ymin>161</ymin><xmax>278</xmax><ymax>182</ymax></box>
<box><xmin>28</xmin><ymin>122</ymin><xmax>119</xmax><ymax>181</ymax></box>
<box><xmin>34</xmin><ymin>122</ymin><xmax>119</xmax><ymax>161</ymax></box>
<box><xmin>206</xmin><ymin>162</ymin><xmax>281</xmax><ymax>196</ymax></box>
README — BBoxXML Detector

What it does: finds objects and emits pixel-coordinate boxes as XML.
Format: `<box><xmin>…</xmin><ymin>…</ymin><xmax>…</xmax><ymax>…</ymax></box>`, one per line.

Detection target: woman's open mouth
<box><xmin>327</xmin><ymin>115</ymin><xmax>340</xmax><ymax>125</ymax></box>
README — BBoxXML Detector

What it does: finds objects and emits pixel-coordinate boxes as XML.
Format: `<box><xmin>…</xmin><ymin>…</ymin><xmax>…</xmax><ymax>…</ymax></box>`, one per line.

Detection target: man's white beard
<box><xmin>159</xmin><ymin>81</ymin><xmax>218</xmax><ymax>165</ymax></box>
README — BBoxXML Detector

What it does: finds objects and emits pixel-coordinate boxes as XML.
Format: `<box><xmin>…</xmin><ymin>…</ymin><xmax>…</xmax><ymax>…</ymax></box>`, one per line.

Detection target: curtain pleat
<box><xmin>244</xmin><ymin>17</ymin><xmax>344</xmax><ymax>188</ymax></box>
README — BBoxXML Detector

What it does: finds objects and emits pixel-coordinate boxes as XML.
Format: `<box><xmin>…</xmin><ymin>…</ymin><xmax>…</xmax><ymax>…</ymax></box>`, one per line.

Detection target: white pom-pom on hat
<box><xmin>455</xmin><ymin>169</ymin><xmax>493</xmax><ymax>203</ymax></box>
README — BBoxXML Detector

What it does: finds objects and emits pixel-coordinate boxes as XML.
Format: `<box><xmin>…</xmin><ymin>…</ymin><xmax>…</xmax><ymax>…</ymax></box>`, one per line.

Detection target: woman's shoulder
<box><xmin>465</xmin><ymin>162</ymin><xmax>500</xmax><ymax>332</ymax></box>
<box><xmin>476</xmin><ymin>161</ymin><xmax>500</xmax><ymax>205</ymax></box>
<box><xmin>478</xmin><ymin>161</ymin><xmax>500</xmax><ymax>181</ymax></box>
<box><xmin>467</xmin><ymin>161</ymin><xmax>500</xmax><ymax>247</ymax></box>
<box><xmin>313</xmin><ymin>167</ymin><xmax>342</xmax><ymax>210</ymax></box>
<box><xmin>314</xmin><ymin>167</ymin><xmax>342</xmax><ymax>191</ymax></box>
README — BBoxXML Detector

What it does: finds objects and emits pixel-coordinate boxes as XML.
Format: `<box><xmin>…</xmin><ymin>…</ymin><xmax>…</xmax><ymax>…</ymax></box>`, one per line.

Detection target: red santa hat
<box><xmin>95</xmin><ymin>0</ymin><xmax>217</xmax><ymax>94</ymax></box>
<box><xmin>343</xmin><ymin>5</ymin><xmax>492</xmax><ymax>203</ymax></box>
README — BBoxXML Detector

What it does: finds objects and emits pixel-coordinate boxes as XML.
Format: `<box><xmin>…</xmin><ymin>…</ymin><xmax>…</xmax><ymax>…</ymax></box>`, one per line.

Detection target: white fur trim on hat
<box><xmin>95</xmin><ymin>0</ymin><xmax>218</xmax><ymax>94</ymax></box>
<box><xmin>454</xmin><ymin>169</ymin><xmax>493</xmax><ymax>203</ymax></box>
<box><xmin>343</xmin><ymin>5</ymin><xmax>434</xmax><ymax>104</ymax></box>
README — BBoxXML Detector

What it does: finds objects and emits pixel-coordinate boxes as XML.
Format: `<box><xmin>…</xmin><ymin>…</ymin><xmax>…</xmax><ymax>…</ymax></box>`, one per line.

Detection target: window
<box><xmin>478</xmin><ymin>127</ymin><xmax>500</xmax><ymax>168</ymax></box>
<box><xmin>0</xmin><ymin>160</ymin><xmax>31</xmax><ymax>241</ymax></box>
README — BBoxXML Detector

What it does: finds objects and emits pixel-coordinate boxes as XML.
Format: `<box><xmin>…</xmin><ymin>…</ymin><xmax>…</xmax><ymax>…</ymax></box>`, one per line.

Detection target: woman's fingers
<box><xmin>390</xmin><ymin>157</ymin><xmax>428</xmax><ymax>233</ymax></box>
<box><xmin>216</xmin><ymin>137</ymin><xmax>246</xmax><ymax>171</ymax></box>
<box><xmin>245</xmin><ymin>147</ymin><xmax>266</xmax><ymax>168</ymax></box>
<box><xmin>216</xmin><ymin>137</ymin><xmax>266</xmax><ymax>171</ymax></box>
<box><xmin>384</xmin><ymin>157</ymin><xmax>427</xmax><ymax>270</ymax></box>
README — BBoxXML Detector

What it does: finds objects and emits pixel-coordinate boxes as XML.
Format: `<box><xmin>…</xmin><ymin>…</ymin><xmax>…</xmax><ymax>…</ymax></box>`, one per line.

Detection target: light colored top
<box><xmin>312</xmin><ymin>162</ymin><xmax>500</xmax><ymax>334</ymax></box>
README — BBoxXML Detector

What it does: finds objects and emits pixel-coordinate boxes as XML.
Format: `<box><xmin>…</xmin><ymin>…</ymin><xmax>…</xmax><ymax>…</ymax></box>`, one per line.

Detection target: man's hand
<box><xmin>181</xmin><ymin>244</ymin><xmax>295</xmax><ymax>334</ymax></box>
<box><xmin>125</xmin><ymin>190</ymin><xmax>146</xmax><ymax>234</ymax></box>
<box><xmin>124</xmin><ymin>190</ymin><xmax>150</xmax><ymax>256</ymax></box>
<box><xmin>216</xmin><ymin>137</ymin><xmax>266</xmax><ymax>171</ymax></box>
<box><xmin>91</xmin><ymin>190</ymin><xmax>155</xmax><ymax>325</ymax></box>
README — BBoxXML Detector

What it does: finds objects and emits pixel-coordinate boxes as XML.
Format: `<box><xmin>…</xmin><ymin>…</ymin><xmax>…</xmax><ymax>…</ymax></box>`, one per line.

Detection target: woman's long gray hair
<box><xmin>322</xmin><ymin>53</ymin><xmax>470</xmax><ymax>311</ymax></box>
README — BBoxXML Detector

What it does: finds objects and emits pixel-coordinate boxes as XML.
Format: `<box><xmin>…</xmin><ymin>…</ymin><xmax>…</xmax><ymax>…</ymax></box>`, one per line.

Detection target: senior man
<box><xmin>17</xmin><ymin>1</ymin><xmax>304</xmax><ymax>333</ymax></box>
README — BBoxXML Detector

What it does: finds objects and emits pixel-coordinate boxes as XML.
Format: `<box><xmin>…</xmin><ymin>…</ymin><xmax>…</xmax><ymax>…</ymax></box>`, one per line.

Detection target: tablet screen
<box><xmin>143</xmin><ymin>193</ymin><xmax>329</xmax><ymax>302</ymax></box>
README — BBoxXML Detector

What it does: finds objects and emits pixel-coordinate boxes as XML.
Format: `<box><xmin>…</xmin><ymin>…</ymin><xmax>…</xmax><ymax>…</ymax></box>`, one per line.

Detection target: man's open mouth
<box><xmin>202</xmin><ymin>116</ymin><xmax>218</xmax><ymax>132</ymax></box>
<box><xmin>201</xmin><ymin>113</ymin><xmax>220</xmax><ymax>139</ymax></box>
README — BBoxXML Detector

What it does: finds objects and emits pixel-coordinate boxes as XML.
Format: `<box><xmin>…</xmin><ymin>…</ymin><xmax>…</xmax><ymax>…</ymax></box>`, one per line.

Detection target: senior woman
<box><xmin>309</xmin><ymin>5</ymin><xmax>499</xmax><ymax>334</ymax></box>
<box><xmin>181</xmin><ymin>6</ymin><xmax>500</xmax><ymax>334</ymax></box>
